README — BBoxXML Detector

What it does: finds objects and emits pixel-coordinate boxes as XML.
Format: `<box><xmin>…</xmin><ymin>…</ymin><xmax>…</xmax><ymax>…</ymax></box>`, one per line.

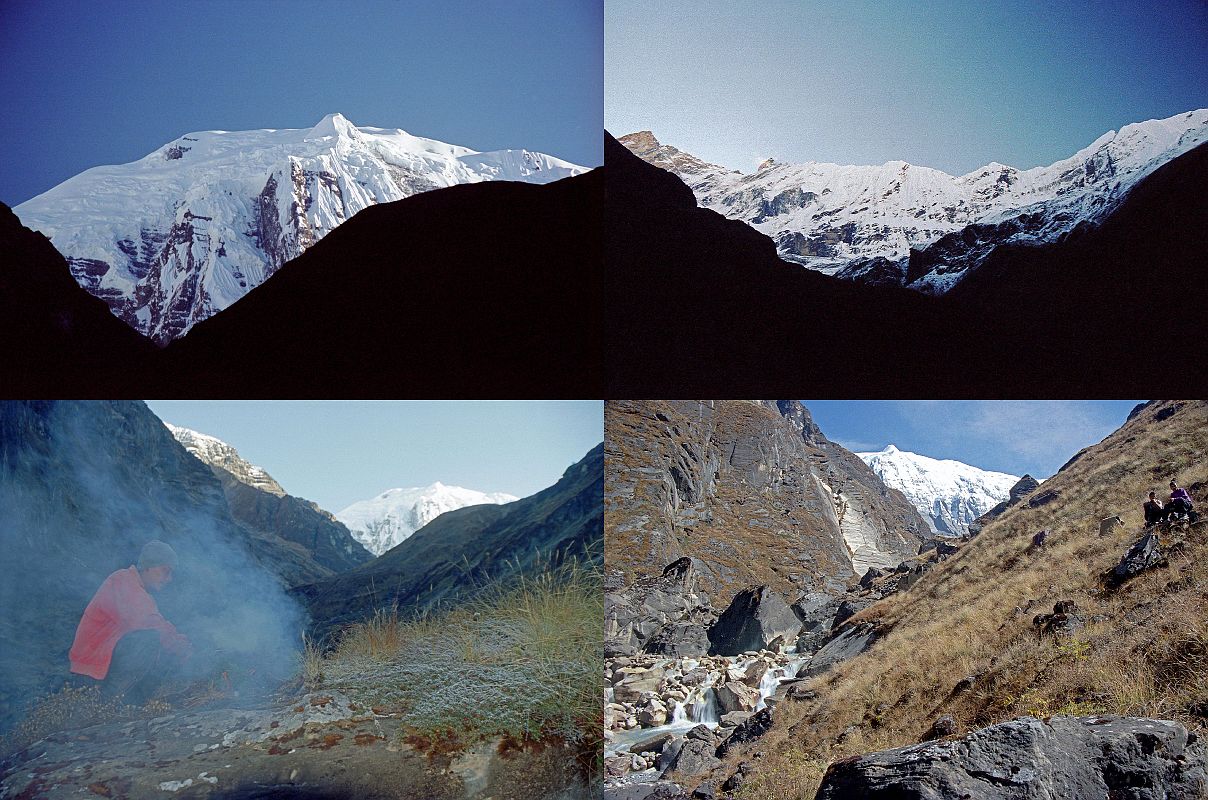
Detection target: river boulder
<box><xmin>814</xmin><ymin>715</ymin><xmax>1207</xmax><ymax>800</ymax></box>
<box><xmin>709</xmin><ymin>586</ymin><xmax>801</xmax><ymax>655</ymax></box>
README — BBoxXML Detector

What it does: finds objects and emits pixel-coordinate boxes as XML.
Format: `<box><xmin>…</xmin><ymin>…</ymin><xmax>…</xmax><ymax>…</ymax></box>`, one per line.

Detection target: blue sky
<box><xmin>606</xmin><ymin>0</ymin><xmax>1208</xmax><ymax>174</ymax></box>
<box><xmin>0</xmin><ymin>0</ymin><xmax>603</xmax><ymax>206</ymax></box>
<box><xmin>143</xmin><ymin>400</ymin><xmax>603</xmax><ymax>513</ymax></box>
<box><xmin>801</xmin><ymin>401</ymin><xmax>1144</xmax><ymax>479</ymax></box>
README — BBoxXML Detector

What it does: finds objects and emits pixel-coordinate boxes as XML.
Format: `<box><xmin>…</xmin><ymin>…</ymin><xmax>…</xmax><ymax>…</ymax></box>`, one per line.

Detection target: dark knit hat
<box><xmin>138</xmin><ymin>540</ymin><xmax>178</xmax><ymax>571</ymax></box>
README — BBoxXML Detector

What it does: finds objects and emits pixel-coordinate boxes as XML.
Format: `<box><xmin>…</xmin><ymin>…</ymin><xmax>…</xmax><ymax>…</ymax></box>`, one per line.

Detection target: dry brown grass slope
<box><xmin>723</xmin><ymin>400</ymin><xmax>1208</xmax><ymax>800</ymax></box>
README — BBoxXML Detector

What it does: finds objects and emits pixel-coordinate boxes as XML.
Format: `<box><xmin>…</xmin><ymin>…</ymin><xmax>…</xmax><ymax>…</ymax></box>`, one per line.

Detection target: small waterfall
<box><xmin>755</xmin><ymin>666</ymin><xmax>782</xmax><ymax>711</ymax></box>
<box><xmin>693</xmin><ymin>688</ymin><xmax>719</xmax><ymax>724</ymax></box>
<box><xmin>670</xmin><ymin>701</ymin><xmax>689</xmax><ymax>725</ymax></box>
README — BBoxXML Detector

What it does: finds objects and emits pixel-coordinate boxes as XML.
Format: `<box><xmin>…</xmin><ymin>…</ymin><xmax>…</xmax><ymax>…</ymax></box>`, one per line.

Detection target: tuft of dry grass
<box><xmin>302</xmin><ymin>563</ymin><xmax>602</xmax><ymax>753</ymax></box>
<box><xmin>710</xmin><ymin>401</ymin><xmax>1208</xmax><ymax>799</ymax></box>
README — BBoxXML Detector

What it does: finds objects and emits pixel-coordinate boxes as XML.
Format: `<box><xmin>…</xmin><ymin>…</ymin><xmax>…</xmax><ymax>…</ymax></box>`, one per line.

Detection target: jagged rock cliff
<box><xmin>604</xmin><ymin>400</ymin><xmax>927</xmax><ymax>606</ymax></box>
<box><xmin>169</xmin><ymin>424</ymin><xmax>373</xmax><ymax>573</ymax></box>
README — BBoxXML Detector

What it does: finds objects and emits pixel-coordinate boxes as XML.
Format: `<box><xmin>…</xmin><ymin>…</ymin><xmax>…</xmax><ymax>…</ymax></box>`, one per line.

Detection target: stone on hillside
<box><xmin>664</xmin><ymin>725</ymin><xmax>721</xmax><ymax>779</ymax></box>
<box><xmin>1110</xmin><ymin>532</ymin><xmax>1167</xmax><ymax>585</ymax></box>
<box><xmin>1033</xmin><ymin>600</ymin><xmax>1083</xmax><ymax>637</ymax></box>
<box><xmin>1028</xmin><ymin>489</ymin><xmax>1060</xmax><ymax>508</ymax></box>
<box><xmin>740</xmin><ymin>659</ymin><xmax>770</xmax><ymax>687</ymax></box>
<box><xmin>717</xmin><ymin>707</ymin><xmax>774</xmax><ymax>758</ymax></box>
<box><xmin>792</xmin><ymin>592</ymin><xmax>843</xmax><ymax>653</ymax></box>
<box><xmin>1099</xmin><ymin>515</ymin><xmax>1124</xmax><ymax>538</ymax></box>
<box><xmin>804</xmin><ymin>622</ymin><xmax>879</xmax><ymax>677</ymax></box>
<box><xmin>708</xmin><ymin>586</ymin><xmax>802</xmax><ymax>656</ymax></box>
<box><xmin>814</xmin><ymin>715</ymin><xmax>1208</xmax><ymax>800</ymax></box>
<box><xmin>859</xmin><ymin>566</ymin><xmax>886</xmax><ymax>588</ymax></box>
<box><xmin>922</xmin><ymin>714</ymin><xmax>959</xmax><ymax>741</ymax></box>
<box><xmin>716</xmin><ymin>681</ymin><xmax>760</xmax><ymax>714</ymax></box>
<box><xmin>720</xmin><ymin>711</ymin><xmax>754</xmax><ymax>728</ymax></box>
<box><xmin>833</xmin><ymin>597</ymin><xmax>874</xmax><ymax>627</ymax></box>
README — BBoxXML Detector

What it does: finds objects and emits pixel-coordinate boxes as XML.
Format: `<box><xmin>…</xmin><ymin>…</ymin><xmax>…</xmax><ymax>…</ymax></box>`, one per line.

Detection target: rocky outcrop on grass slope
<box><xmin>814</xmin><ymin>715</ymin><xmax>1207</xmax><ymax>800</ymax></box>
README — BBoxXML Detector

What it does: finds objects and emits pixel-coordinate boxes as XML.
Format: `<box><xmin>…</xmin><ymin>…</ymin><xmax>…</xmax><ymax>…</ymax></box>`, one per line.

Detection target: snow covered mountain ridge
<box><xmin>14</xmin><ymin>113</ymin><xmax>588</xmax><ymax>342</ymax></box>
<box><xmin>166</xmin><ymin>423</ymin><xmax>286</xmax><ymax>496</ymax></box>
<box><xmin>619</xmin><ymin>109</ymin><xmax>1208</xmax><ymax>292</ymax></box>
<box><xmin>857</xmin><ymin>445</ymin><xmax>1018</xmax><ymax>536</ymax></box>
<box><xmin>336</xmin><ymin>482</ymin><xmax>520</xmax><ymax>556</ymax></box>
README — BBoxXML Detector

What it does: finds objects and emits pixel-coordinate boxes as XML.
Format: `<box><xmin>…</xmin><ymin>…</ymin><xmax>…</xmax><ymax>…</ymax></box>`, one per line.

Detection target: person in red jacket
<box><xmin>69</xmin><ymin>540</ymin><xmax>192</xmax><ymax>704</ymax></box>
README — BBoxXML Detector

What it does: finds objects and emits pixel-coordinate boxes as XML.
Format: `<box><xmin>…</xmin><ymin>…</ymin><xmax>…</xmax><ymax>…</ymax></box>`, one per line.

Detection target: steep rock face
<box><xmin>168</xmin><ymin>424</ymin><xmax>286</xmax><ymax>495</ymax></box>
<box><xmin>0</xmin><ymin>402</ymin><xmax>334</xmax><ymax>729</ymax></box>
<box><xmin>619</xmin><ymin>110</ymin><xmax>1208</xmax><ymax>293</ymax></box>
<box><xmin>815</xmin><ymin>716</ymin><xmax>1208</xmax><ymax>800</ymax></box>
<box><xmin>168</xmin><ymin>424</ymin><xmax>372</xmax><ymax>573</ymax></box>
<box><xmin>294</xmin><ymin>444</ymin><xmax>603</xmax><ymax>640</ymax></box>
<box><xmin>15</xmin><ymin>114</ymin><xmax>588</xmax><ymax>342</ymax></box>
<box><xmin>858</xmin><ymin>445</ymin><xmax>1018</xmax><ymax>535</ymax></box>
<box><xmin>604</xmin><ymin>400</ymin><xmax>927</xmax><ymax>606</ymax></box>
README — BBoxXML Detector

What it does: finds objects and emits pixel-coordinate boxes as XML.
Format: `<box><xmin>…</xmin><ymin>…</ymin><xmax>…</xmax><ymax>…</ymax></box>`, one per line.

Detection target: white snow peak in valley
<box><xmin>857</xmin><ymin>445</ymin><xmax>1018</xmax><ymax>536</ymax></box>
<box><xmin>14</xmin><ymin>113</ymin><xmax>589</xmax><ymax>342</ymax></box>
<box><xmin>166</xmin><ymin>424</ymin><xmax>285</xmax><ymax>496</ymax></box>
<box><xmin>620</xmin><ymin>108</ymin><xmax>1208</xmax><ymax>292</ymax></box>
<box><xmin>336</xmin><ymin>483</ymin><xmax>520</xmax><ymax>556</ymax></box>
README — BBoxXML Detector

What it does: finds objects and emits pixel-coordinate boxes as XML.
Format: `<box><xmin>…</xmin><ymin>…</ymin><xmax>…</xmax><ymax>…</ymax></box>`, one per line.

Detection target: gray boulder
<box><xmin>708</xmin><ymin>586</ymin><xmax>802</xmax><ymax>656</ymax></box>
<box><xmin>664</xmin><ymin>725</ymin><xmax>722</xmax><ymax>779</ymax></box>
<box><xmin>814</xmin><ymin>715</ymin><xmax>1207</xmax><ymax>800</ymax></box>
<box><xmin>1110</xmin><ymin>532</ymin><xmax>1167</xmax><ymax>585</ymax></box>
<box><xmin>792</xmin><ymin>592</ymin><xmax>843</xmax><ymax>653</ymax></box>
<box><xmin>645</xmin><ymin>621</ymin><xmax>712</xmax><ymax>657</ymax></box>
<box><xmin>803</xmin><ymin>622</ymin><xmax>879</xmax><ymax>677</ymax></box>
<box><xmin>717</xmin><ymin>707</ymin><xmax>774</xmax><ymax>758</ymax></box>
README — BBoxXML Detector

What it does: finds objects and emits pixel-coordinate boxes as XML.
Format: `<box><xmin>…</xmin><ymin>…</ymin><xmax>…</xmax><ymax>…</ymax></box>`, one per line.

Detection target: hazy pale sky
<box><xmin>801</xmin><ymin>400</ymin><xmax>1144</xmax><ymax>478</ymax></box>
<box><xmin>606</xmin><ymin>0</ymin><xmax>1208</xmax><ymax>174</ymax></box>
<box><xmin>143</xmin><ymin>401</ymin><xmax>602</xmax><ymax>513</ymax></box>
<box><xmin>0</xmin><ymin>0</ymin><xmax>603</xmax><ymax>206</ymax></box>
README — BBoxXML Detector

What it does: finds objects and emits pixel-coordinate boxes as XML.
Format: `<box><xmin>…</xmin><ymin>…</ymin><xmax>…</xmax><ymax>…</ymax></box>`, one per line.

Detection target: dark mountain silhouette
<box><xmin>0</xmin><ymin>205</ymin><xmax>158</xmax><ymax>395</ymax></box>
<box><xmin>2</xmin><ymin>169</ymin><xmax>601</xmax><ymax>396</ymax></box>
<box><xmin>606</xmin><ymin>132</ymin><xmax>1207</xmax><ymax>396</ymax></box>
<box><xmin>293</xmin><ymin>443</ymin><xmax>603</xmax><ymax>641</ymax></box>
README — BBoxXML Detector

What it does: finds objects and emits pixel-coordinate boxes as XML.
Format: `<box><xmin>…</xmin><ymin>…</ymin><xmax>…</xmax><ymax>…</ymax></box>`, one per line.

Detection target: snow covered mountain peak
<box><xmin>858</xmin><ymin>446</ymin><xmax>1019</xmax><ymax>536</ymax></box>
<box><xmin>306</xmin><ymin>112</ymin><xmax>359</xmax><ymax>141</ymax></box>
<box><xmin>166</xmin><ymin>423</ymin><xmax>286</xmax><ymax>497</ymax></box>
<box><xmin>14</xmin><ymin>117</ymin><xmax>588</xmax><ymax>342</ymax></box>
<box><xmin>621</xmin><ymin>108</ymin><xmax>1208</xmax><ymax>292</ymax></box>
<box><xmin>336</xmin><ymin>482</ymin><xmax>520</xmax><ymax>556</ymax></box>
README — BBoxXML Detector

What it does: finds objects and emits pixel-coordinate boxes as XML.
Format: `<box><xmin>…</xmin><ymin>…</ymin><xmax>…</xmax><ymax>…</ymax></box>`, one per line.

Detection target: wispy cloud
<box><xmin>895</xmin><ymin>401</ymin><xmax>1128</xmax><ymax>477</ymax></box>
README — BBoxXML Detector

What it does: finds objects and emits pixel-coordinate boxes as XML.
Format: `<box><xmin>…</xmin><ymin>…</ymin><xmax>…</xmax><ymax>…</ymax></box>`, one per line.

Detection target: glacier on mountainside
<box><xmin>336</xmin><ymin>482</ymin><xmax>520</xmax><ymax>556</ymax></box>
<box><xmin>858</xmin><ymin>445</ymin><xmax>1018</xmax><ymax>536</ymax></box>
<box><xmin>14</xmin><ymin>113</ymin><xmax>588</xmax><ymax>342</ymax></box>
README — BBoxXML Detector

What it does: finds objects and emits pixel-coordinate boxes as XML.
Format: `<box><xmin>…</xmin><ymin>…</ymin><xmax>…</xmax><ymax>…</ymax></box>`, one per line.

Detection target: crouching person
<box><xmin>68</xmin><ymin>540</ymin><xmax>193</xmax><ymax>705</ymax></box>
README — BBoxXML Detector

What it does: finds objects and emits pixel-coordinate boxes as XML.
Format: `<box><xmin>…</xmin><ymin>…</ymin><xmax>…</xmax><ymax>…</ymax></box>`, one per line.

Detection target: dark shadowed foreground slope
<box><xmin>606</xmin><ymin>132</ymin><xmax>1207</xmax><ymax>396</ymax></box>
<box><xmin>2</xmin><ymin>169</ymin><xmax>601</xmax><ymax>396</ymax></box>
<box><xmin>295</xmin><ymin>443</ymin><xmax>603</xmax><ymax>641</ymax></box>
<box><xmin>0</xmin><ymin>206</ymin><xmax>158</xmax><ymax>393</ymax></box>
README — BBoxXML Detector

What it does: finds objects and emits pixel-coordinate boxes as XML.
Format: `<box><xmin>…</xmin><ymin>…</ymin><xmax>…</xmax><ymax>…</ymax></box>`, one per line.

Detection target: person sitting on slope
<box><xmin>68</xmin><ymin>540</ymin><xmax>193</xmax><ymax>705</ymax></box>
<box><xmin>1167</xmin><ymin>481</ymin><xmax>1198</xmax><ymax>523</ymax></box>
<box><xmin>1143</xmin><ymin>491</ymin><xmax>1166</xmax><ymax>527</ymax></box>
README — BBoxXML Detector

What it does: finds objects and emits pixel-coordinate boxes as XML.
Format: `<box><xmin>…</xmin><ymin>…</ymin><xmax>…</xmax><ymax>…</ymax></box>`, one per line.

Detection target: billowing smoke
<box><xmin>0</xmin><ymin>401</ymin><xmax>306</xmax><ymax>730</ymax></box>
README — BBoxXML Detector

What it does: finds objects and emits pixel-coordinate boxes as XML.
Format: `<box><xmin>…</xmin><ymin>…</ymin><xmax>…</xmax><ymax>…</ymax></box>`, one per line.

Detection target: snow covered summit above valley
<box><xmin>14</xmin><ymin>113</ymin><xmax>588</xmax><ymax>342</ymax></box>
<box><xmin>166</xmin><ymin>423</ymin><xmax>285</xmax><ymax>496</ymax></box>
<box><xmin>336</xmin><ymin>482</ymin><xmax>520</xmax><ymax>556</ymax></box>
<box><xmin>620</xmin><ymin>108</ymin><xmax>1208</xmax><ymax>292</ymax></box>
<box><xmin>858</xmin><ymin>445</ymin><xmax>1019</xmax><ymax>536</ymax></box>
